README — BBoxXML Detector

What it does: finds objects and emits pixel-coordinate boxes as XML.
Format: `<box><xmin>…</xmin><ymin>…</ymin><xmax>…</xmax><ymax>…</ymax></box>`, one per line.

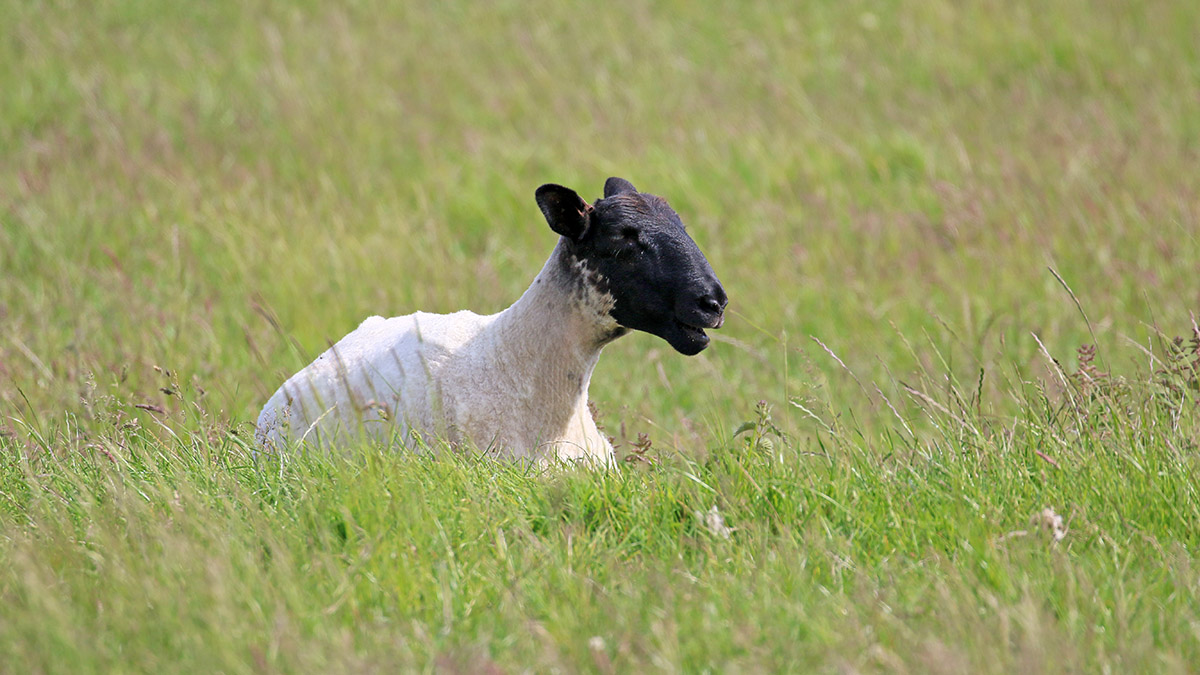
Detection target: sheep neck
<box><xmin>487</xmin><ymin>240</ymin><xmax>626</xmax><ymax>418</ymax></box>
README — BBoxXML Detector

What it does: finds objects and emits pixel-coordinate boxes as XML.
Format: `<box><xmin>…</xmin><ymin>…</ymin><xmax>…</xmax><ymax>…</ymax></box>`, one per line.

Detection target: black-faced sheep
<box><xmin>257</xmin><ymin>177</ymin><xmax>727</xmax><ymax>465</ymax></box>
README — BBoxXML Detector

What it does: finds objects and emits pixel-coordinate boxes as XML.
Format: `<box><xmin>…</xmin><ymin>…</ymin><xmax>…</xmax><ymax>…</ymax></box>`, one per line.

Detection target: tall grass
<box><xmin>2</xmin><ymin>333</ymin><xmax>1197</xmax><ymax>671</ymax></box>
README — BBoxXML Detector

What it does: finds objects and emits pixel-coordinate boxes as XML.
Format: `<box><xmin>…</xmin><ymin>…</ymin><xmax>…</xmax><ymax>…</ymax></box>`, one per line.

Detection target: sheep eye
<box><xmin>620</xmin><ymin>227</ymin><xmax>639</xmax><ymax>241</ymax></box>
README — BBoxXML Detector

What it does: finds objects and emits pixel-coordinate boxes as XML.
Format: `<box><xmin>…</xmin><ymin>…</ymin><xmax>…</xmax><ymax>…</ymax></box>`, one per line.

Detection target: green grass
<box><xmin>3</xmin><ymin>0</ymin><xmax>1199</xmax><ymax>671</ymax></box>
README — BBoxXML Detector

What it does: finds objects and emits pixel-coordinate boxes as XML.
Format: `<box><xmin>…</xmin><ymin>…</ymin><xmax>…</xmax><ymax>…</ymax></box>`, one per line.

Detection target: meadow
<box><xmin>2</xmin><ymin>0</ymin><xmax>1199</xmax><ymax>671</ymax></box>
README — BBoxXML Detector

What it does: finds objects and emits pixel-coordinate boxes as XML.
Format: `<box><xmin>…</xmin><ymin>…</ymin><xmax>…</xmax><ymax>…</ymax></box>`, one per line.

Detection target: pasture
<box><xmin>2</xmin><ymin>0</ymin><xmax>1198</xmax><ymax>671</ymax></box>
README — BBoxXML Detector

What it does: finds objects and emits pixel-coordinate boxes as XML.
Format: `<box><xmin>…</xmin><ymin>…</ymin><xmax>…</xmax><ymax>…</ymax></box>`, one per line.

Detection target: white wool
<box><xmin>256</xmin><ymin>240</ymin><xmax>618</xmax><ymax>465</ymax></box>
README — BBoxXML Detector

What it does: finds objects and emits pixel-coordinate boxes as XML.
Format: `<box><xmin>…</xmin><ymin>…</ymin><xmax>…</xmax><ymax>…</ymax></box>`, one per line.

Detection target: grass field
<box><xmin>3</xmin><ymin>0</ymin><xmax>1199</xmax><ymax>671</ymax></box>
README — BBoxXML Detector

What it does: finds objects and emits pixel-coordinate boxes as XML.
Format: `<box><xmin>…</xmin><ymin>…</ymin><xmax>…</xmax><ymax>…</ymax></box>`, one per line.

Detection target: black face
<box><xmin>535</xmin><ymin>177</ymin><xmax>727</xmax><ymax>355</ymax></box>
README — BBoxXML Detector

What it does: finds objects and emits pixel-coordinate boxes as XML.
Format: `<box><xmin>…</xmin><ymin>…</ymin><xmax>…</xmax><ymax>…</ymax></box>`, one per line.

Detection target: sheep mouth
<box><xmin>670</xmin><ymin>315</ymin><xmax>724</xmax><ymax>355</ymax></box>
<box><xmin>677</xmin><ymin>312</ymin><xmax>724</xmax><ymax>332</ymax></box>
<box><xmin>649</xmin><ymin>315</ymin><xmax>724</xmax><ymax>356</ymax></box>
<box><xmin>675</xmin><ymin>319</ymin><xmax>709</xmax><ymax>338</ymax></box>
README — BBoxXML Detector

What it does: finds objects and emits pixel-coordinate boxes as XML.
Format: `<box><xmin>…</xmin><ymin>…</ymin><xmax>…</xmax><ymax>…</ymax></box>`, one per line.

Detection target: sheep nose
<box><xmin>698</xmin><ymin>295</ymin><xmax>724</xmax><ymax>315</ymax></box>
<box><xmin>696</xmin><ymin>283</ymin><xmax>728</xmax><ymax>327</ymax></box>
<box><xmin>698</xmin><ymin>282</ymin><xmax>728</xmax><ymax>313</ymax></box>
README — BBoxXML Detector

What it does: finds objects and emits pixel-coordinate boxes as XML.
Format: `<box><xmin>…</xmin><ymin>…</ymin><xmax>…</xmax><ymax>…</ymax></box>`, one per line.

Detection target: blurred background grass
<box><xmin>4</xmin><ymin>0</ymin><xmax>1198</xmax><ymax>441</ymax></box>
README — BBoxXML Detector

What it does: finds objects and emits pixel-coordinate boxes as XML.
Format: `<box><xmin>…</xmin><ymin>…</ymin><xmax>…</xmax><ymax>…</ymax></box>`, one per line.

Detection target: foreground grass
<box><xmin>2</xmin><ymin>353</ymin><xmax>1198</xmax><ymax>671</ymax></box>
<box><xmin>4</xmin><ymin>0</ymin><xmax>1200</xmax><ymax>671</ymax></box>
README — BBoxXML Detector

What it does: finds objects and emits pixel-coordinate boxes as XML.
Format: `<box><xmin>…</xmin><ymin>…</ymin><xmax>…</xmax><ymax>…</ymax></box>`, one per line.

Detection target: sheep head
<box><xmin>535</xmin><ymin>177</ymin><xmax>727</xmax><ymax>356</ymax></box>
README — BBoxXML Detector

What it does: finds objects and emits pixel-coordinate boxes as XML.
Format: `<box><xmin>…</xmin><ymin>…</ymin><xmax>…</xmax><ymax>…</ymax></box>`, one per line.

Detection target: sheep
<box><xmin>256</xmin><ymin>177</ymin><xmax>727</xmax><ymax>465</ymax></box>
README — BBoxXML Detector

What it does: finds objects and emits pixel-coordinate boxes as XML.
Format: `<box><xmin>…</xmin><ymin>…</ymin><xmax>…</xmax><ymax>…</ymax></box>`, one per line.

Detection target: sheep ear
<box><xmin>535</xmin><ymin>184</ymin><xmax>592</xmax><ymax>240</ymax></box>
<box><xmin>603</xmin><ymin>177</ymin><xmax>637</xmax><ymax>198</ymax></box>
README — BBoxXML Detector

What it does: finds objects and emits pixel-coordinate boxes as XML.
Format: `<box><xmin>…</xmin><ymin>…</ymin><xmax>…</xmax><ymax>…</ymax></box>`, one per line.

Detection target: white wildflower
<box><xmin>1032</xmin><ymin>507</ymin><xmax>1067</xmax><ymax>542</ymax></box>
<box><xmin>701</xmin><ymin>505</ymin><xmax>733</xmax><ymax>539</ymax></box>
